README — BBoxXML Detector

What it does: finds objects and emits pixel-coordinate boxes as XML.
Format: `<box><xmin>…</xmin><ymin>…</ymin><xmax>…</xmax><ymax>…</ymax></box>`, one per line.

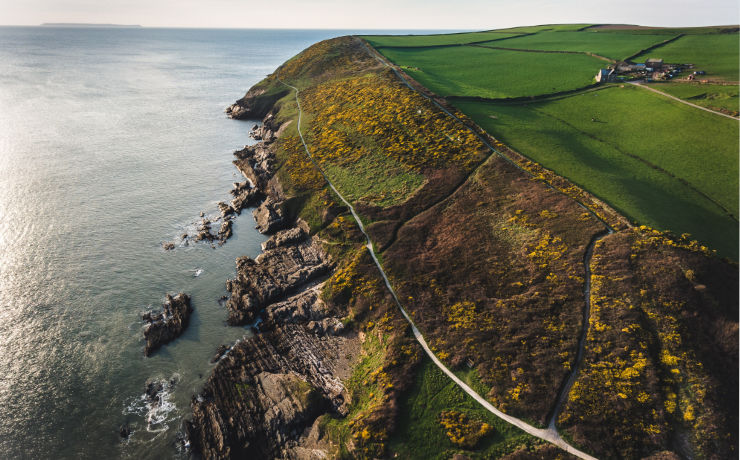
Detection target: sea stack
<box><xmin>142</xmin><ymin>293</ymin><xmax>193</xmax><ymax>356</ymax></box>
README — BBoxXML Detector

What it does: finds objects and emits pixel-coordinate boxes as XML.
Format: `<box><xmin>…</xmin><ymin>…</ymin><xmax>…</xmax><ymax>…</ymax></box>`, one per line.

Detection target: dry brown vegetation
<box><xmin>559</xmin><ymin>228</ymin><xmax>738</xmax><ymax>458</ymax></box>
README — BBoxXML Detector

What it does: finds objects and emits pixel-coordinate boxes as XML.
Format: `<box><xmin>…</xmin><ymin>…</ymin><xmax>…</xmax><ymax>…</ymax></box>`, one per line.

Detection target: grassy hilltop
<box><xmin>222</xmin><ymin>28</ymin><xmax>738</xmax><ymax>459</ymax></box>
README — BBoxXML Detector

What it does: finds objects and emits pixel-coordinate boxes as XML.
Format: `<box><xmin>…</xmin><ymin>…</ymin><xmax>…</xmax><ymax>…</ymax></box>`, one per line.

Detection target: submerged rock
<box><xmin>210</xmin><ymin>344</ymin><xmax>230</xmax><ymax>364</ymax></box>
<box><xmin>119</xmin><ymin>423</ymin><xmax>131</xmax><ymax>439</ymax></box>
<box><xmin>142</xmin><ymin>293</ymin><xmax>192</xmax><ymax>356</ymax></box>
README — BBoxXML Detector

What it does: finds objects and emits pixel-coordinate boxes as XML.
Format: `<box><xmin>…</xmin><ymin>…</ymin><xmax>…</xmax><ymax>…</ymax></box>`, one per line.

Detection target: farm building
<box><xmin>645</xmin><ymin>58</ymin><xmax>663</xmax><ymax>70</ymax></box>
<box><xmin>595</xmin><ymin>68</ymin><xmax>615</xmax><ymax>83</ymax></box>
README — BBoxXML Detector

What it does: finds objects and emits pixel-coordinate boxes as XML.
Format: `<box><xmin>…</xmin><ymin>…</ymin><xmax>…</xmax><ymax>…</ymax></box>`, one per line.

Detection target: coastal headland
<box><xmin>184</xmin><ymin>34</ymin><xmax>737</xmax><ymax>459</ymax></box>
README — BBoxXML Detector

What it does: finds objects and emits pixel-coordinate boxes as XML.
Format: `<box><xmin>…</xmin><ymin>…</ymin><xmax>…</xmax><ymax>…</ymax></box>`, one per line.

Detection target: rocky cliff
<box><xmin>186</xmin><ymin>81</ymin><xmax>359</xmax><ymax>459</ymax></box>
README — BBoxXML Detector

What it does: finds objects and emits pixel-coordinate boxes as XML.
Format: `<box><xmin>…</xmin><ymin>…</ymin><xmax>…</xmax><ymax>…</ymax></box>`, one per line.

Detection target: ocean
<box><xmin>0</xmin><ymin>26</ymin><xmax>449</xmax><ymax>458</ymax></box>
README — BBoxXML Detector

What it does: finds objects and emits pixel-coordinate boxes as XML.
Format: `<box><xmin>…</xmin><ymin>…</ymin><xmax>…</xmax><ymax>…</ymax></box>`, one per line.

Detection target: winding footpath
<box><xmin>630</xmin><ymin>81</ymin><xmax>739</xmax><ymax>120</ymax></box>
<box><xmin>278</xmin><ymin>68</ymin><xmax>599</xmax><ymax>459</ymax></box>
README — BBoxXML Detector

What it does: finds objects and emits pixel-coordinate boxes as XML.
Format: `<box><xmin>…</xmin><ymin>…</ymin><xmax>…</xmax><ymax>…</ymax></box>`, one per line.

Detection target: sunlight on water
<box><xmin>0</xmin><ymin>26</ymin><xmax>448</xmax><ymax>458</ymax></box>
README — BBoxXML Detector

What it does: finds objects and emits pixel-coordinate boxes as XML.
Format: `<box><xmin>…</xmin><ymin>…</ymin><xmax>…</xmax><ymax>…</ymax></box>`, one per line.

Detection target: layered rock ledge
<box><xmin>142</xmin><ymin>293</ymin><xmax>192</xmax><ymax>356</ymax></box>
<box><xmin>187</xmin><ymin>87</ymin><xmax>358</xmax><ymax>459</ymax></box>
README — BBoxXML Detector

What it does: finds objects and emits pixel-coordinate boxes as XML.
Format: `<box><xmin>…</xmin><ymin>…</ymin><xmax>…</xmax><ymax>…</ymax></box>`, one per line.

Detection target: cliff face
<box><xmin>187</xmin><ymin>35</ymin><xmax>738</xmax><ymax>460</ymax></box>
<box><xmin>187</xmin><ymin>70</ymin><xmax>361</xmax><ymax>458</ymax></box>
<box><xmin>186</xmin><ymin>322</ymin><xmax>356</xmax><ymax>458</ymax></box>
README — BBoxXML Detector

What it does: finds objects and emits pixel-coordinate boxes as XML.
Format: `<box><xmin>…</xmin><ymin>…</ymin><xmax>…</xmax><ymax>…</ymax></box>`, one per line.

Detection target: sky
<box><xmin>1</xmin><ymin>0</ymin><xmax>738</xmax><ymax>29</ymax></box>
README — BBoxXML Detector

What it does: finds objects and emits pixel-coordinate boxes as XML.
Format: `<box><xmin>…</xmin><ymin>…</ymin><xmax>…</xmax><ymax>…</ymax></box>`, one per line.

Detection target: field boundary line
<box><xmin>469</xmin><ymin>43</ymin><xmax>616</xmax><ymax>63</ymax></box>
<box><xmin>369</xmin><ymin>31</ymin><xmax>537</xmax><ymax>50</ymax></box>
<box><xmin>529</xmin><ymin>100</ymin><xmax>738</xmax><ymax>222</ymax></box>
<box><xmin>625</xmin><ymin>33</ymin><xmax>685</xmax><ymax>63</ymax></box>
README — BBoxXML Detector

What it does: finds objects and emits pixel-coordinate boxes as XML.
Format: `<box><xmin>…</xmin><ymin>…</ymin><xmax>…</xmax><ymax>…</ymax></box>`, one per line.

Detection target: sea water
<box><xmin>0</xmin><ymin>26</ymin><xmax>449</xmax><ymax>458</ymax></box>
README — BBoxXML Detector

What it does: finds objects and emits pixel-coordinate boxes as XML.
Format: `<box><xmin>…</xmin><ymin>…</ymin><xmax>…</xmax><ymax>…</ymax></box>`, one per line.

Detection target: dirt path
<box><xmin>630</xmin><ymin>81</ymin><xmax>739</xmax><ymax>120</ymax></box>
<box><xmin>546</xmin><ymin>229</ymin><xmax>611</xmax><ymax>429</ymax></box>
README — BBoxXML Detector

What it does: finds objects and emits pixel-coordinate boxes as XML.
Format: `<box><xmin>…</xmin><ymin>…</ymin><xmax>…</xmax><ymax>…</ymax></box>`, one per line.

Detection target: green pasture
<box><xmin>635</xmin><ymin>34</ymin><xmax>739</xmax><ymax>80</ymax></box>
<box><xmin>649</xmin><ymin>82</ymin><xmax>739</xmax><ymax>112</ymax></box>
<box><xmin>378</xmin><ymin>46</ymin><xmax>604</xmax><ymax>98</ymax></box>
<box><xmin>478</xmin><ymin>30</ymin><xmax>677</xmax><ymax>61</ymax></box>
<box><xmin>455</xmin><ymin>85</ymin><xmax>739</xmax><ymax>258</ymax></box>
<box><xmin>494</xmin><ymin>24</ymin><xmax>593</xmax><ymax>33</ymax></box>
<box><xmin>389</xmin><ymin>358</ymin><xmax>539</xmax><ymax>459</ymax></box>
<box><xmin>322</xmin><ymin>154</ymin><xmax>426</xmax><ymax>207</ymax></box>
<box><xmin>587</xmin><ymin>26</ymin><xmax>739</xmax><ymax>35</ymax></box>
<box><xmin>363</xmin><ymin>31</ymin><xmax>523</xmax><ymax>48</ymax></box>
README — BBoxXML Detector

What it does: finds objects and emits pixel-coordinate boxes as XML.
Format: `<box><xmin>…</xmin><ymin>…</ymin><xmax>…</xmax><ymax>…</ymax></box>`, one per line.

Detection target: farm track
<box><xmin>630</xmin><ymin>80</ymin><xmax>740</xmax><ymax>120</ymax></box>
<box><xmin>277</xmin><ymin>72</ymin><xmax>600</xmax><ymax>460</ymax></box>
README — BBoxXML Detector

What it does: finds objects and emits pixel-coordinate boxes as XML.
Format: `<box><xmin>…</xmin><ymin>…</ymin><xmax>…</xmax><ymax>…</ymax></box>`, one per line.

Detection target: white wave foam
<box><xmin>123</xmin><ymin>374</ymin><xmax>180</xmax><ymax>434</ymax></box>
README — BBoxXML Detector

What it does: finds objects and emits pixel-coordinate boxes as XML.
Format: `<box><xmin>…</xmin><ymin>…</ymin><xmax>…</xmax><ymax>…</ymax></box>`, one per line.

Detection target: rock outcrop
<box><xmin>186</xmin><ymin>321</ymin><xmax>355</xmax><ymax>459</ymax></box>
<box><xmin>142</xmin><ymin>293</ymin><xmax>192</xmax><ymax>356</ymax></box>
<box><xmin>225</xmin><ymin>234</ymin><xmax>332</xmax><ymax>325</ymax></box>
<box><xmin>253</xmin><ymin>197</ymin><xmax>287</xmax><ymax>234</ymax></box>
<box><xmin>226</xmin><ymin>86</ymin><xmax>288</xmax><ymax>120</ymax></box>
<box><xmin>187</xmin><ymin>81</ymin><xmax>355</xmax><ymax>460</ymax></box>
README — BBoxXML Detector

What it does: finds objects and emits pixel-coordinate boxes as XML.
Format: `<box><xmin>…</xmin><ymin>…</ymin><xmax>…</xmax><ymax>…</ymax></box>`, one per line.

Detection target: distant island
<box><xmin>41</xmin><ymin>23</ymin><xmax>142</xmax><ymax>28</ymax></box>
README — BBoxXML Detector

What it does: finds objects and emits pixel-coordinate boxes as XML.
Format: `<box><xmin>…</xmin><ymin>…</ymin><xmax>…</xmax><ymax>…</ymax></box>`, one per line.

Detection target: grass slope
<box><xmin>378</xmin><ymin>46</ymin><xmax>604</xmax><ymax>98</ymax></box>
<box><xmin>635</xmin><ymin>33</ymin><xmax>740</xmax><ymax>80</ymax></box>
<box><xmin>479</xmin><ymin>30</ymin><xmax>676</xmax><ymax>61</ymax></box>
<box><xmin>649</xmin><ymin>82</ymin><xmax>739</xmax><ymax>113</ymax></box>
<box><xmin>388</xmin><ymin>359</ymin><xmax>541</xmax><ymax>459</ymax></box>
<box><xmin>363</xmin><ymin>32</ymin><xmax>523</xmax><ymax>48</ymax></box>
<box><xmin>456</xmin><ymin>85</ymin><xmax>738</xmax><ymax>257</ymax></box>
<box><xmin>494</xmin><ymin>24</ymin><xmax>594</xmax><ymax>33</ymax></box>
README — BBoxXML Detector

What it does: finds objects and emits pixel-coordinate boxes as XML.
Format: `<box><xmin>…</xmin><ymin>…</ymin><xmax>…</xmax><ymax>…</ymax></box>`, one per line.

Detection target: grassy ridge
<box><xmin>364</xmin><ymin>32</ymin><xmax>524</xmax><ymax>48</ymax></box>
<box><xmin>635</xmin><ymin>33</ymin><xmax>740</xmax><ymax>80</ymax></box>
<box><xmin>378</xmin><ymin>46</ymin><xmax>604</xmax><ymax>98</ymax></box>
<box><xmin>494</xmin><ymin>24</ymin><xmax>594</xmax><ymax>33</ymax></box>
<box><xmin>455</xmin><ymin>85</ymin><xmax>738</xmax><ymax>257</ymax></box>
<box><xmin>479</xmin><ymin>30</ymin><xmax>676</xmax><ymax>60</ymax></box>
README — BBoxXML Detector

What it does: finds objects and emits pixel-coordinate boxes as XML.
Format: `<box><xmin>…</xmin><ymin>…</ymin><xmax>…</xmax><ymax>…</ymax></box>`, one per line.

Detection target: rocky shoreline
<box><xmin>185</xmin><ymin>97</ymin><xmax>357</xmax><ymax>459</ymax></box>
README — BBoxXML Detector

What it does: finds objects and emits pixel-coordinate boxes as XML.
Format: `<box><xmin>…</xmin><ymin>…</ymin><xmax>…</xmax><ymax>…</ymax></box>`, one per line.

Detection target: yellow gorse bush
<box><xmin>301</xmin><ymin>73</ymin><xmax>485</xmax><ymax>173</ymax></box>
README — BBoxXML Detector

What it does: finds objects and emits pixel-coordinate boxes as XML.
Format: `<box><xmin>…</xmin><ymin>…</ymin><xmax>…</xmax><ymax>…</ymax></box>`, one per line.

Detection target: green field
<box><xmin>456</xmin><ymin>85</ymin><xmax>738</xmax><ymax>257</ymax></box>
<box><xmin>587</xmin><ymin>25</ymin><xmax>740</xmax><ymax>35</ymax></box>
<box><xmin>323</xmin><ymin>154</ymin><xmax>426</xmax><ymax>207</ymax></box>
<box><xmin>377</xmin><ymin>46</ymin><xmax>604</xmax><ymax>98</ymax></box>
<box><xmin>364</xmin><ymin>31</ymin><xmax>524</xmax><ymax>48</ymax></box>
<box><xmin>389</xmin><ymin>359</ymin><xmax>540</xmax><ymax>459</ymax></box>
<box><xmin>635</xmin><ymin>34</ymin><xmax>740</xmax><ymax>80</ymax></box>
<box><xmin>650</xmin><ymin>82</ymin><xmax>739</xmax><ymax>112</ymax></box>
<box><xmin>494</xmin><ymin>24</ymin><xmax>594</xmax><ymax>33</ymax></box>
<box><xmin>478</xmin><ymin>30</ymin><xmax>677</xmax><ymax>61</ymax></box>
